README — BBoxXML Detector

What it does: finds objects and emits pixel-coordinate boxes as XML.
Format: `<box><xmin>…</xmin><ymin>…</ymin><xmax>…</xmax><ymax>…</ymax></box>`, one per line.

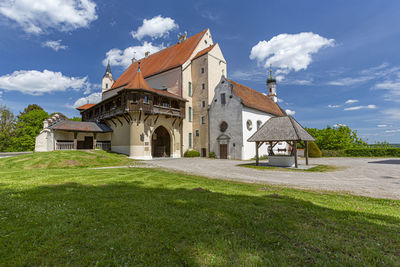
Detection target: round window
<box><xmin>247</xmin><ymin>120</ymin><xmax>253</xmax><ymax>131</ymax></box>
<box><xmin>220</xmin><ymin>121</ymin><xmax>228</xmax><ymax>132</ymax></box>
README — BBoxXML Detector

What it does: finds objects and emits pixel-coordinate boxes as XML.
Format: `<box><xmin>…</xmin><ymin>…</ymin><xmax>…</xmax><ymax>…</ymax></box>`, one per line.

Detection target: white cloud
<box><xmin>131</xmin><ymin>15</ymin><xmax>178</xmax><ymax>40</ymax></box>
<box><xmin>70</xmin><ymin>92</ymin><xmax>101</xmax><ymax>108</ymax></box>
<box><xmin>103</xmin><ymin>42</ymin><xmax>165</xmax><ymax>68</ymax></box>
<box><xmin>382</xmin><ymin>108</ymin><xmax>400</xmax><ymax>120</ymax></box>
<box><xmin>374</xmin><ymin>76</ymin><xmax>400</xmax><ymax>103</ymax></box>
<box><xmin>327</xmin><ymin>76</ymin><xmax>374</xmax><ymax>86</ymax></box>
<box><xmin>42</xmin><ymin>40</ymin><xmax>67</xmax><ymax>51</ymax></box>
<box><xmin>285</xmin><ymin>109</ymin><xmax>296</xmax><ymax>115</ymax></box>
<box><xmin>0</xmin><ymin>0</ymin><xmax>97</xmax><ymax>34</ymax></box>
<box><xmin>344</xmin><ymin>104</ymin><xmax>376</xmax><ymax>111</ymax></box>
<box><xmin>345</xmin><ymin>99</ymin><xmax>359</xmax><ymax>104</ymax></box>
<box><xmin>385</xmin><ymin>129</ymin><xmax>400</xmax><ymax>133</ymax></box>
<box><xmin>333</xmin><ymin>124</ymin><xmax>347</xmax><ymax>128</ymax></box>
<box><xmin>328</xmin><ymin>104</ymin><xmax>341</xmax><ymax>108</ymax></box>
<box><xmin>377</xmin><ymin>124</ymin><xmax>388</xmax><ymax>128</ymax></box>
<box><xmin>0</xmin><ymin>70</ymin><xmax>89</xmax><ymax>95</ymax></box>
<box><xmin>250</xmin><ymin>32</ymin><xmax>334</xmax><ymax>78</ymax></box>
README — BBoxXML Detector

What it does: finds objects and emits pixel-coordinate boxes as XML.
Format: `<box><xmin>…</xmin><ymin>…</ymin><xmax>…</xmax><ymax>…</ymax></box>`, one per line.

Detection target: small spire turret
<box><xmin>266</xmin><ymin>65</ymin><xmax>277</xmax><ymax>103</ymax></box>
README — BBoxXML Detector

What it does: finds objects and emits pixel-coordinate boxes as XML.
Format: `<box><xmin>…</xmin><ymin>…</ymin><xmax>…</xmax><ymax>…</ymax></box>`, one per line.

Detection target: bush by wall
<box><xmin>184</xmin><ymin>150</ymin><xmax>200</xmax><ymax>157</ymax></box>
<box><xmin>321</xmin><ymin>150</ymin><xmax>345</xmax><ymax>157</ymax></box>
<box><xmin>308</xmin><ymin>141</ymin><xmax>322</xmax><ymax>158</ymax></box>
<box><xmin>343</xmin><ymin>148</ymin><xmax>400</xmax><ymax>157</ymax></box>
<box><xmin>208</xmin><ymin>152</ymin><xmax>216</xmax><ymax>158</ymax></box>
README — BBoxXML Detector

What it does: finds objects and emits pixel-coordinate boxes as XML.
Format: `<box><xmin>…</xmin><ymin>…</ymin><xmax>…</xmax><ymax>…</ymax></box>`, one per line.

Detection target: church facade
<box><xmin>35</xmin><ymin>29</ymin><xmax>286</xmax><ymax>160</ymax></box>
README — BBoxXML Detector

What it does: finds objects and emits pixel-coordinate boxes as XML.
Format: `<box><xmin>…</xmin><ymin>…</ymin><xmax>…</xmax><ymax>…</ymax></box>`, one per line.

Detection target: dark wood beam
<box><xmin>154</xmin><ymin>114</ymin><xmax>159</xmax><ymax>125</ymax></box>
<box><xmin>143</xmin><ymin>114</ymin><xmax>150</xmax><ymax>122</ymax></box>
<box><xmin>305</xmin><ymin>141</ymin><xmax>309</xmax><ymax>165</ymax></box>
<box><xmin>255</xmin><ymin>141</ymin><xmax>259</xmax><ymax>166</ymax></box>
<box><xmin>116</xmin><ymin>116</ymin><xmax>123</xmax><ymax>126</ymax></box>
<box><xmin>294</xmin><ymin>141</ymin><xmax>298</xmax><ymax>168</ymax></box>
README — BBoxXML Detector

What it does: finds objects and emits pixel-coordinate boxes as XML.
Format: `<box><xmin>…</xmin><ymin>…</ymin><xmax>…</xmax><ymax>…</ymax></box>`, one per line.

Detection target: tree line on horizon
<box><xmin>0</xmin><ymin>104</ymin><xmax>393</xmax><ymax>152</ymax></box>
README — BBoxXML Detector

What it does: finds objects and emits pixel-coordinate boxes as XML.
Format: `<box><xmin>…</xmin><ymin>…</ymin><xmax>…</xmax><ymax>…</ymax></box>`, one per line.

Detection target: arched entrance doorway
<box><xmin>152</xmin><ymin>126</ymin><xmax>171</xmax><ymax>157</ymax></box>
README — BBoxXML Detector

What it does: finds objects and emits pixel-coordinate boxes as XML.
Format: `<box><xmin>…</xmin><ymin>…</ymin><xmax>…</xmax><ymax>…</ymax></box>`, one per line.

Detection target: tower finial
<box><xmin>269</xmin><ymin>64</ymin><xmax>272</xmax><ymax>76</ymax></box>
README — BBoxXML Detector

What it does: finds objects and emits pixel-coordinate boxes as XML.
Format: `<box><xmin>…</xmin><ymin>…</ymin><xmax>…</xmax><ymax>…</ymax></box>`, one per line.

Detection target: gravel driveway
<box><xmin>146</xmin><ymin>157</ymin><xmax>400</xmax><ymax>200</ymax></box>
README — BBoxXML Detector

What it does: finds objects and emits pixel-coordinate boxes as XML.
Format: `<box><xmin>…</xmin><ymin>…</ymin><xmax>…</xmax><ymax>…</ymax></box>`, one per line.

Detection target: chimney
<box><xmin>145</xmin><ymin>51</ymin><xmax>150</xmax><ymax>58</ymax></box>
<box><xmin>43</xmin><ymin>120</ymin><xmax>49</xmax><ymax>128</ymax></box>
<box><xmin>178</xmin><ymin>31</ymin><xmax>187</xmax><ymax>44</ymax></box>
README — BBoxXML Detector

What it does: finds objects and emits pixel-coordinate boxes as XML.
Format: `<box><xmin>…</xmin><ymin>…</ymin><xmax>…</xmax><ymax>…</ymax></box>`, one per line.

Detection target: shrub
<box><xmin>343</xmin><ymin>148</ymin><xmax>400</xmax><ymax>157</ymax></box>
<box><xmin>208</xmin><ymin>152</ymin><xmax>216</xmax><ymax>158</ymax></box>
<box><xmin>184</xmin><ymin>150</ymin><xmax>200</xmax><ymax>157</ymax></box>
<box><xmin>308</xmin><ymin>141</ymin><xmax>322</xmax><ymax>158</ymax></box>
<box><xmin>321</xmin><ymin>150</ymin><xmax>344</xmax><ymax>157</ymax></box>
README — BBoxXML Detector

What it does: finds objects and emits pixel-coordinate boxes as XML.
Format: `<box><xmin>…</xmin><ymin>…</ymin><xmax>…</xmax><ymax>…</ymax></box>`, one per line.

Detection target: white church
<box><xmin>35</xmin><ymin>29</ymin><xmax>288</xmax><ymax>160</ymax></box>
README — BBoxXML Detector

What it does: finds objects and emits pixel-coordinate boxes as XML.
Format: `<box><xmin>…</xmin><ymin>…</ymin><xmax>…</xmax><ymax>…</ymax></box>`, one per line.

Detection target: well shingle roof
<box><xmin>49</xmin><ymin>120</ymin><xmax>113</xmax><ymax>132</ymax></box>
<box><xmin>226</xmin><ymin>78</ymin><xmax>285</xmax><ymax>117</ymax></box>
<box><xmin>247</xmin><ymin>116</ymin><xmax>315</xmax><ymax>142</ymax></box>
<box><xmin>112</xmin><ymin>29</ymin><xmax>208</xmax><ymax>90</ymax></box>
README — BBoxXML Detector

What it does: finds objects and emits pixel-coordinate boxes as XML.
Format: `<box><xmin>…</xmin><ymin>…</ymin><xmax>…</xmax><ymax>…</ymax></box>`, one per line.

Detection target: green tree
<box><xmin>69</xmin><ymin>117</ymin><xmax>82</xmax><ymax>121</ymax></box>
<box><xmin>306</xmin><ymin>125</ymin><xmax>368</xmax><ymax>150</ymax></box>
<box><xmin>19</xmin><ymin>104</ymin><xmax>44</xmax><ymax>117</ymax></box>
<box><xmin>0</xmin><ymin>105</ymin><xmax>16</xmax><ymax>152</ymax></box>
<box><xmin>9</xmin><ymin>108</ymin><xmax>48</xmax><ymax>151</ymax></box>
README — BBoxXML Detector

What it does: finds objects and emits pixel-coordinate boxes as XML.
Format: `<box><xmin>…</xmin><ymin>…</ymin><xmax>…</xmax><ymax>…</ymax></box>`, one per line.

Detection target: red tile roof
<box><xmin>125</xmin><ymin>70</ymin><xmax>186</xmax><ymax>101</ymax></box>
<box><xmin>76</xmin><ymin>104</ymin><xmax>96</xmax><ymax>111</ymax></box>
<box><xmin>226</xmin><ymin>78</ymin><xmax>285</xmax><ymax>117</ymax></box>
<box><xmin>112</xmin><ymin>29</ymin><xmax>208</xmax><ymax>89</ymax></box>
<box><xmin>192</xmin><ymin>43</ymin><xmax>217</xmax><ymax>60</ymax></box>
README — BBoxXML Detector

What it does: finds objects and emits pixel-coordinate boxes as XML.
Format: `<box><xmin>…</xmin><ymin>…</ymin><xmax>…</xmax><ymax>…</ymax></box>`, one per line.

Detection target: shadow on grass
<box><xmin>0</xmin><ymin>182</ymin><xmax>399</xmax><ymax>266</ymax></box>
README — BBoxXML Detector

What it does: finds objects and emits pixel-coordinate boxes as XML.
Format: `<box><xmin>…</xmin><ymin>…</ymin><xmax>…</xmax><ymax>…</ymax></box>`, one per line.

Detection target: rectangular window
<box><xmin>202</xmin><ymin>101</ymin><xmax>206</xmax><ymax>108</ymax></box>
<box><xmin>201</xmin><ymin>67</ymin><xmax>205</xmax><ymax>74</ymax></box>
<box><xmin>144</xmin><ymin>95</ymin><xmax>148</xmax><ymax>104</ymax></box>
<box><xmin>188</xmin><ymin>82</ymin><xmax>192</xmax><ymax>97</ymax></box>
<box><xmin>195</xmin><ymin>130</ymin><xmax>200</xmax><ymax>136</ymax></box>
<box><xmin>221</xmin><ymin>93</ymin><xmax>226</xmax><ymax>105</ymax></box>
<box><xmin>189</xmin><ymin>133</ymin><xmax>192</xmax><ymax>148</ymax></box>
<box><xmin>202</xmin><ymin>83</ymin><xmax>205</xmax><ymax>90</ymax></box>
<box><xmin>188</xmin><ymin>107</ymin><xmax>192</xmax><ymax>122</ymax></box>
<box><xmin>201</xmin><ymin>116</ymin><xmax>206</xmax><ymax>124</ymax></box>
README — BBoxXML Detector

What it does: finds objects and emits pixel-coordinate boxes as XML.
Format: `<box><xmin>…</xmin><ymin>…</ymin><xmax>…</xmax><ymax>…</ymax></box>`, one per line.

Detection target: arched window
<box><xmin>246</xmin><ymin>120</ymin><xmax>253</xmax><ymax>131</ymax></box>
<box><xmin>257</xmin><ymin>120</ymin><xmax>262</xmax><ymax>129</ymax></box>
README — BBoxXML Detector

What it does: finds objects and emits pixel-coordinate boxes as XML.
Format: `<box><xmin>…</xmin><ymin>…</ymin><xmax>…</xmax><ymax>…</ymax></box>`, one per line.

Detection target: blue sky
<box><xmin>0</xmin><ymin>0</ymin><xmax>399</xmax><ymax>143</ymax></box>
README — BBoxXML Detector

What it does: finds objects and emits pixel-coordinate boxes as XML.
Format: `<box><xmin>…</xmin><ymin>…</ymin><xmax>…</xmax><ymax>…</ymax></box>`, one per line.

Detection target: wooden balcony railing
<box><xmin>96</xmin><ymin>142</ymin><xmax>111</xmax><ymax>151</ymax></box>
<box><xmin>56</xmin><ymin>142</ymin><xmax>74</xmax><ymax>150</ymax></box>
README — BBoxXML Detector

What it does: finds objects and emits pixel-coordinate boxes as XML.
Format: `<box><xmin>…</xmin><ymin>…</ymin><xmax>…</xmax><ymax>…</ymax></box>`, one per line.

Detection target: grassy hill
<box><xmin>0</xmin><ymin>151</ymin><xmax>399</xmax><ymax>266</ymax></box>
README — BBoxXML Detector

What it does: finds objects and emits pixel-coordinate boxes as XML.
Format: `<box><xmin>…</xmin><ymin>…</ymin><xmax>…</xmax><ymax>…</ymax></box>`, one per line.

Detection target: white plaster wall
<box><xmin>242</xmin><ymin>107</ymin><xmax>273</xmax><ymax>160</ymax></box>
<box><xmin>146</xmin><ymin>67</ymin><xmax>182</xmax><ymax>96</ymax></box>
<box><xmin>35</xmin><ymin>130</ymin><xmax>54</xmax><ymax>152</ymax></box>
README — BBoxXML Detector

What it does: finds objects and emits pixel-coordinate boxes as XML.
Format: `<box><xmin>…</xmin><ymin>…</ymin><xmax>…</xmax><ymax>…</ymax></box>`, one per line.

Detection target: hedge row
<box><xmin>322</xmin><ymin>148</ymin><xmax>400</xmax><ymax>157</ymax></box>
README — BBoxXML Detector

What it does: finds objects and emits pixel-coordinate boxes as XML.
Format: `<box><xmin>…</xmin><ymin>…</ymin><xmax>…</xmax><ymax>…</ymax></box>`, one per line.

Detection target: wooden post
<box><xmin>93</xmin><ymin>133</ymin><xmax>97</xmax><ymax>150</ymax></box>
<box><xmin>255</xmin><ymin>141</ymin><xmax>259</xmax><ymax>166</ymax></box>
<box><xmin>305</xmin><ymin>141</ymin><xmax>309</xmax><ymax>165</ymax></box>
<box><xmin>294</xmin><ymin>141</ymin><xmax>298</xmax><ymax>168</ymax></box>
<box><xmin>73</xmin><ymin>132</ymin><xmax>78</xmax><ymax>150</ymax></box>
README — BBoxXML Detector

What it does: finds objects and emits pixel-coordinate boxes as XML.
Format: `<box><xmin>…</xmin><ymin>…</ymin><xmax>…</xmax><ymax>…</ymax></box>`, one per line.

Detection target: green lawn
<box><xmin>0</xmin><ymin>151</ymin><xmax>399</xmax><ymax>266</ymax></box>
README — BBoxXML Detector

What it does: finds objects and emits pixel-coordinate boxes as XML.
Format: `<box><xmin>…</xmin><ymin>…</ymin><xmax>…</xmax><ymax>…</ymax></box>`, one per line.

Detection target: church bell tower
<box><xmin>267</xmin><ymin>66</ymin><xmax>277</xmax><ymax>103</ymax></box>
<box><xmin>102</xmin><ymin>61</ymin><xmax>114</xmax><ymax>93</ymax></box>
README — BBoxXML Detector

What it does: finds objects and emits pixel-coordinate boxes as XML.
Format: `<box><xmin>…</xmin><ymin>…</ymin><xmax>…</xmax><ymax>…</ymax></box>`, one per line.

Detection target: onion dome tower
<box><xmin>267</xmin><ymin>66</ymin><xmax>277</xmax><ymax>103</ymax></box>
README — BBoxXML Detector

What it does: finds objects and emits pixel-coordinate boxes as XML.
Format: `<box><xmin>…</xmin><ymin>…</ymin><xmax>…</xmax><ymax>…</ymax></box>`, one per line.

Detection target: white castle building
<box><xmin>35</xmin><ymin>29</ymin><xmax>287</xmax><ymax>160</ymax></box>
